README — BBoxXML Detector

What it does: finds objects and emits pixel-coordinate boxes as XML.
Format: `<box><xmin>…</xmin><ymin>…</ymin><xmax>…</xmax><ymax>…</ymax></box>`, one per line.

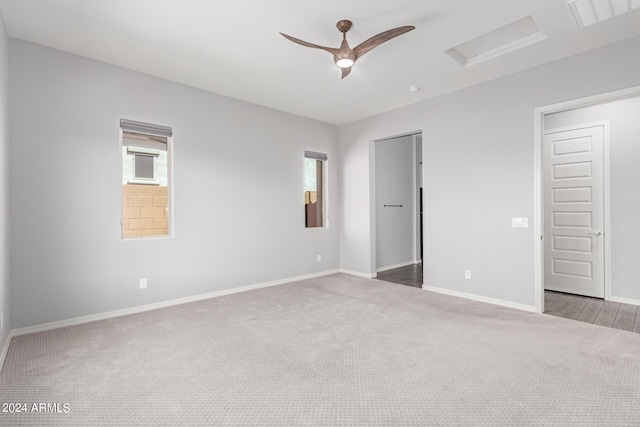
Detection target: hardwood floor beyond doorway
<box><xmin>376</xmin><ymin>264</ymin><xmax>422</xmax><ymax>288</ymax></box>
<box><xmin>544</xmin><ymin>290</ymin><xmax>640</xmax><ymax>334</ymax></box>
<box><xmin>376</xmin><ymin>268</ymin><xmax>640</xmax><ymax>334</ymax></box>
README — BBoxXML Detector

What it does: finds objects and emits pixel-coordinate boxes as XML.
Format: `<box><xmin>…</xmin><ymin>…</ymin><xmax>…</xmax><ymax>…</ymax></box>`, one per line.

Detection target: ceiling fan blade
<box><xmin>279</xmin><ymin>33</ymin><xmax>340</xmax><ymax>57</ymax></box>
<box><xmin>353</xmin><ymin>26</ymin><xmax>415</xmax><ymax>59</ymax></box>
<box><xmin>341</xmin><ymin>67</ymin><xmax>352</xmax><ymax>79</ymax></box>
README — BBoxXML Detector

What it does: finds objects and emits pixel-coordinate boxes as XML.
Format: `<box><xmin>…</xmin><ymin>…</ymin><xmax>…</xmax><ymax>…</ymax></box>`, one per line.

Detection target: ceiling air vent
<box><xmin>568</xmin><ymin>0</ymin><xmax>640</xmax><ymax>28</ymax></box>
<box><xmin>445</xmin><ymin>16</ymin><xmax>546</xmax><ymax>67</ymax></box>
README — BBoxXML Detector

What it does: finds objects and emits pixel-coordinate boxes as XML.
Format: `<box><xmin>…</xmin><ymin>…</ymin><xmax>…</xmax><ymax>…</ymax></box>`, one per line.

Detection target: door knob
<box><xmin>585</xmin><ymin>231</ymin><xmax>602</xmax><ymax>236</ymax></box>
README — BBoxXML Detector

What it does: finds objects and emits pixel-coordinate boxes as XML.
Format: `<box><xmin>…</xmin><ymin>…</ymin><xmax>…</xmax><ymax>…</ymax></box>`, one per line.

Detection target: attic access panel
<box><xmin>445</xmin><ymin>16</ymin><xmax>546</xmax><ymax>67</ymax></box>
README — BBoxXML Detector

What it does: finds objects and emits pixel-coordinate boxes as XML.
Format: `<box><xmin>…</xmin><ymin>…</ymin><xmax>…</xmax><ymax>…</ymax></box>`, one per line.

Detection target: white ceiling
<box><xmin>1</xmin><ymin>0</ymin><xmax>640</xmax><ymax>125</ymax></box>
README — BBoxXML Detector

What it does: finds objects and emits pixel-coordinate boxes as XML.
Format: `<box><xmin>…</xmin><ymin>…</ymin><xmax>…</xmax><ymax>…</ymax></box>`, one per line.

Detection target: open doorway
<box><xmin>535</xmin><ymin>86</ymin><xmax>640</xmax><ymax>334</ymax></box>
<box><xmin>371</xmin><ymin>132</ymin><xmax>423</xmax><ymax>288</ymax></box>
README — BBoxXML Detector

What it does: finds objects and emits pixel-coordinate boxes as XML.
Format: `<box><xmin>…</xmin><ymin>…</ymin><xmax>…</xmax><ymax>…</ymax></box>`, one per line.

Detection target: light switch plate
<box><xmin>512</xmin><ymin>217</ymin><xmax>528</xmax><ymax>228</ymax></box>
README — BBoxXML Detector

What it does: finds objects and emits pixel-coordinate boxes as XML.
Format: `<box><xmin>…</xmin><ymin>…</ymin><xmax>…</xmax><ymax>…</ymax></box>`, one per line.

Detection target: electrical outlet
<box><xmin>139</xmin><ymin>278</ymin><xmax>147</xmax><ymax>289</ymax></box>
<box><xmin>465</xmin><ymin>270</ymin><xmax>472</xmax><ymax>280</ymax></box>
<box><xmin>317</xmin><ymin>254</ymin><xmax>322</xmax><ymax>262</ymax></box>
<box><xmin>512</xmin><ymin>217</ymin><xmax>529</xmax><ymax>228</ymax></box>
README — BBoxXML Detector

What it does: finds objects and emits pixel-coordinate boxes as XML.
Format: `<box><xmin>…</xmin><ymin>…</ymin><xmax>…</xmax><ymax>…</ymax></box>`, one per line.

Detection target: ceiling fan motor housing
<box><xmin>335</xmin><ymin>39</ymin><xmax>356</xmax><ymax>68</ymax></box>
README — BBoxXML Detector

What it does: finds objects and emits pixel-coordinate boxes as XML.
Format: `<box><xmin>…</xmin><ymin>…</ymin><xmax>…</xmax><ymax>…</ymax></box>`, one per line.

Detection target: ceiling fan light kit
<box><xmin>280</xmin><ymin>19</ymin><xmax>415</xmax><ymax>79</ymax></box>
<box><xmin>335</xmin><ymin>58</ymin><xmax>354</xmax><ymax>68</ymax></box>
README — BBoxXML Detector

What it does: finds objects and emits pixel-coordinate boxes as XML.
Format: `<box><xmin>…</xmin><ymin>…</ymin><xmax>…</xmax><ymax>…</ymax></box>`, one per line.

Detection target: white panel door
<box><xmin>544</xmin><ymin>124</ymin><xmax>605</xmax><ymax>298</ymax></box>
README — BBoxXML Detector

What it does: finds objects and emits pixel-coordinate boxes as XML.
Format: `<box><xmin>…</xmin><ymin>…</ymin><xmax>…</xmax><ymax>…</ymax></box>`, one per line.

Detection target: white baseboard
<box><xmin>339</xmin><ymin>269</ymin><xmax>376</xmax><ymax>279</ymax></box>
<box><xmin>376</xmin><ymin>260</ymin><xmax>420</xmax><ymax>273</ymax></box>
<box><xmin>0</xmin><ymin>333</ymin><xmax>11</xmax><ymax>372</ymax></box>
<box><xmin>422</xmin><ymin>284</ymin><xmax>537</xmax><ymax>313</ymax></box>
<box><xmin>608</xmin><ymin>295</ymin><xmax>640</xmax><ymax>307</ymax></box>
<box><xmin>9</xmin><ymin>269</ymin><xmax>341</xmax><ymax>339</ymax></box>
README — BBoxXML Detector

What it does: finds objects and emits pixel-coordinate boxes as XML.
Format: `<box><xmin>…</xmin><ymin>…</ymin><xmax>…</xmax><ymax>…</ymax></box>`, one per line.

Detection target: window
<box><xmin>120</xmin><ymin>119</ymin><xmax>172</xmax><ymax>239</ymax></box>
<box><xmin>304</xmin><ymin>151</ymin><xmax>327</xmax><ymax>228</ymax></box>
<box><xmin>134</xmin><ymin>154</ymin><xmax>155</xmax><ymax>180</ymax></box>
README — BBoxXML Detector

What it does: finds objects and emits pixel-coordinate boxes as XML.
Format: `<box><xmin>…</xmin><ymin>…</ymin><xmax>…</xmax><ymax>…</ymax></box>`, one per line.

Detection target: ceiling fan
<box><xmin>280</xmin><ymin>20</ymin><xmax>415</xmax><ymax>79</ymax></box>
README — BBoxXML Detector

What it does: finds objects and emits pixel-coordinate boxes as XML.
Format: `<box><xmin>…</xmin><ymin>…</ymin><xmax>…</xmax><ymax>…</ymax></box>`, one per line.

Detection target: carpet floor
<box><xmin>1</xmin><ymin>273</ymin><xmax>639</xmax><ymax>426</ymax></box>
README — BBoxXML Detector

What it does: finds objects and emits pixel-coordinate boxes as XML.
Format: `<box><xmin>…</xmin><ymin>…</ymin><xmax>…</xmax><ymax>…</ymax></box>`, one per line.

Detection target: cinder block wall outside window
<box><xmin>122</xmin><ymin>184</ymin><xmax>168</xmax><ymax>237</ymax></box>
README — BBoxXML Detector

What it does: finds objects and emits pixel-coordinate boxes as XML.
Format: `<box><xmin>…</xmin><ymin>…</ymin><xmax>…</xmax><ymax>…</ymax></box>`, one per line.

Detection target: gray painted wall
<box><xmin>10</xmin><ymin>40</ymin><xmax>339</xmax><ymax>328</ymax></box>
<box><xmin>0</xmin><ymin>13</ymin><xmax>9</xmax><ymax>350</ymax></box>
<box><xmin>545</xmin><ymin>96</ymin><xmax>640</xmax><ymax>301</ymax></box>
<box><xmin>339</xmin><ymin>35</ymin><xmax>640</xmax><ymax>307</ymax></box>
<box><xmin>374</xmin><ymin>135</ymin><xmax>417</xmax><ymax>270</ymax></box>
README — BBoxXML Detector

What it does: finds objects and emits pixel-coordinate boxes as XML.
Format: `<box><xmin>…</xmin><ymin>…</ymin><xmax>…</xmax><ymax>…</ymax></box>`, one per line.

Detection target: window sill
<box><xmin>127</xmin><ymin>179</ymin><xmax>160</xmax><ymax>185</ymax></box>
<box><xmin>122</xmin><ymin>234</ymin><xmax>174</xmax><ymax>241</ymax></box>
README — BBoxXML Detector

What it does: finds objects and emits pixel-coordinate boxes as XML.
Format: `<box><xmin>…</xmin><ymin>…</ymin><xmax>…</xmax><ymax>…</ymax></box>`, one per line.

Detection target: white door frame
<box><xmin>533</xmin><ymin>85</ymin><xmax>640</xmax><ymax>314</ymax></box>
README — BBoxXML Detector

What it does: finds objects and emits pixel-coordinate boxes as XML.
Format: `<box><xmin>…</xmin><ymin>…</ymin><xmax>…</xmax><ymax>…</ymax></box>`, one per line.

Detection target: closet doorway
<box><xmin>372</xmin><ymin>132</ymin><xmax>423</xmax><ymax>288</ymax></box>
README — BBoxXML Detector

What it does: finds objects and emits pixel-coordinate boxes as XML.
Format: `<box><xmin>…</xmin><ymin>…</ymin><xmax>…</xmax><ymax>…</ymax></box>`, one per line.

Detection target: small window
<box><xmin>121</xmin><ymin>119</ymin><xmax>172</xmax><ymax>239</ymax></box>
<box><xmin>304</xmin><ymin>151</ymin><xmax>327</xmax><ymax>228</ymax></box>
<box><xmin>134</xmin><ymin>154</ymin><xmax>155</xmax><ymax>180</ymax></box>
